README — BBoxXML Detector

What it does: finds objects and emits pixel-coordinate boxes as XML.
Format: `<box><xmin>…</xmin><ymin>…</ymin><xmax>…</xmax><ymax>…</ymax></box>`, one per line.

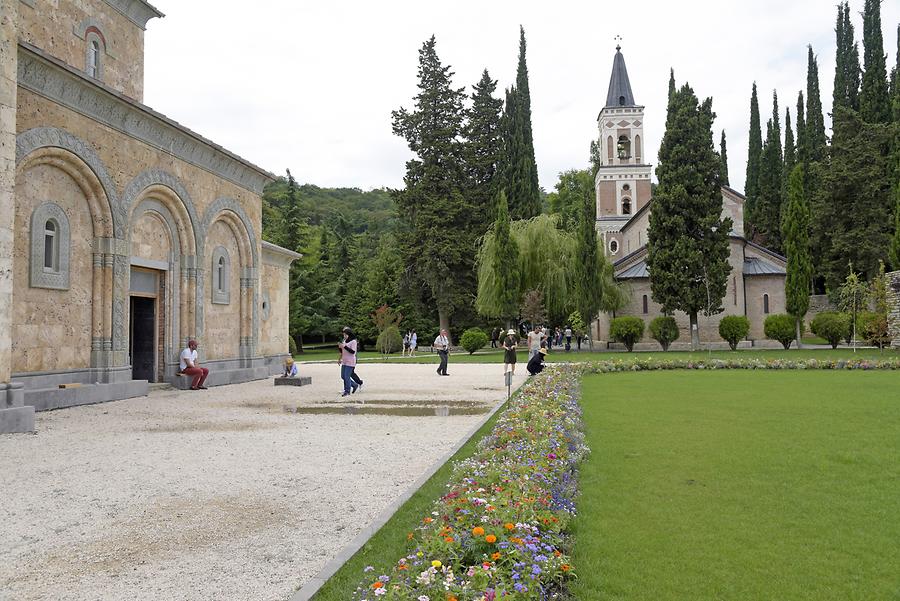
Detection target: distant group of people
<box><xmin>402</xmin><ymin>330</ymin><xmax>418</xmax><ymax>357</ymax></box>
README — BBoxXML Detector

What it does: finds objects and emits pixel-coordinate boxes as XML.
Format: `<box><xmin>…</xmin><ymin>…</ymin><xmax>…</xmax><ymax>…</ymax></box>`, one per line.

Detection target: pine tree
<box><xmin>806</xmin><ymin>46</ymin><xmax>828</xmax><ymax>162</ymax></box>
<box><xmin>720</xmin><ymin>130</ymin><xmax>730</xmax><ymax>186</ymax></box>
<box><xmin>464</xmin><ymin>69</ymin><xmax>504</xmax><ymax>235</ymax></box>
<box><xmin>667</xmin><ymin>68</ymin><xmax>676</xmax><ymax>118</ymax></box>
<box><xmin>860</xmin><ymin>0</ymin><xmax>891</xmax><ymax>124</ymax></box>
<box><xmin>757</xmin><ymin>91</ymin><xmax>784</xmax><ymax>252</ymax></box>
<box><xmin>647</xmin><ymin>83</ymin><xmax>732</xmax><ymax>350</ymax></box>
<box><xmin>475</xmin><ymin>190</ymin><xmax>521</xmax><ymax>324</ymax></box>
<box><xmin>392</xmin><ymin>36</ymin><xmax>472</xmax><ymax>337</ymax></box>
<box><xmin>782</xmin><ymin>107</ymin><xmax>796</xmax><ymax>206</ymax></box>
<box><xmin>745</xmin><ymin>83</ymin><xmax>763</xmax><ymax>237</ymax></box>
<box><xmin>781</xmin><ymin>164</ymin><xmax>812</xmax><ymax>347</ymax></box>
<box><xmin>834</xmin><ymin>2</ymin><xmax>861</xmax><ymax>114</ymax></box>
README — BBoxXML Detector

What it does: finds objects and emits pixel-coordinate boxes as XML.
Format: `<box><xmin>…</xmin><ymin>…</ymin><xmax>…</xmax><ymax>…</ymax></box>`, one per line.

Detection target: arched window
<box><xmin>622</xmin><ymin>198</ymin><xmax>631</xmax><ymax>215</ymax></box>
<box><xmin>763</xmin><ymin>294</ymin><xmax>770</xmax><ymax>314</ymax></box>
<box><xmin>87</xmin><ymin>40</ymin><xmax>101</xmax><ymax>78</ymax></box>
<box><xmin>30</xmin><ymin>202</ymin><xmax>70</xmax><ymax>290</ymax></box>
<box><xmin>619</xmin><ymin>95</ymin><xmax>626</xmax><ymax>106</ymax></box>
<box><xmin>211</xmin><ymin>246</ymin><xmax>231</xmax><ymax>304</ymax></box>
<box><xmin>635</xmin><ymin>134</ymin><xmax>642</xmax><ymax>162</ymax></box>
<box><xmin>642</xmin><ymin>295</ymin><xmax>648</xmax><ymax>314</ymax></box>
<box><xmin>608</xmin><ymin>239</ymin><xmax>619</xmax><ymax>255</ymax></box>
<box><xmin>607</xmin><ymin>136</ymin><xmax>614</xmax><ymax>161</ymax></box>
<box><xmin>44</xmin><ymin>220</ymin><xmax>58</xmax><ymax>271</ymax></box>
<box><xmin>617</xmin><ymin>135</ymin><xmax>631</xmax><ymax>160</ymax></box>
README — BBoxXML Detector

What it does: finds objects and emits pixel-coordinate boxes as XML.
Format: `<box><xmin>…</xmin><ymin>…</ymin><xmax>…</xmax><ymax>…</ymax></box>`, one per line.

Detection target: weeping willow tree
<box><xmin>476</xmin><ymin>211</ymin><xmax>625</xmax><ymax>326</ymax></box>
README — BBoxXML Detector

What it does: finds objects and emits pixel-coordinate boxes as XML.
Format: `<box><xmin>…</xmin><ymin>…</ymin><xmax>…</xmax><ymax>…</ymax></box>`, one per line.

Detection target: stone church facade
<box><xmin>1</xmin><ymin>0</ymin><xmax>298</xmax><ymax>433</ymax></box>
<box><xmin>593</xmin><ymin>47</ymin><xmax>787</xmax><ymax>348</ymax></box>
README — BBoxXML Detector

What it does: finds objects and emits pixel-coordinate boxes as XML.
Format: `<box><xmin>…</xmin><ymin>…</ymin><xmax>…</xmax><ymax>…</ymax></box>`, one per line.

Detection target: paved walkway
<box><xmin>0</xmin><ymin>363</ymin><xmax>526</xmax><ymax>601</ymax></box>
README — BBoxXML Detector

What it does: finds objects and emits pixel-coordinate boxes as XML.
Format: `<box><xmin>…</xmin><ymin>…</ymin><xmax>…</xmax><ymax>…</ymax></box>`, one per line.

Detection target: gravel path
<box><xmin>0</xmin><ymin>363</ymin><xmax>526</xmax><ymax>601</ymax></box>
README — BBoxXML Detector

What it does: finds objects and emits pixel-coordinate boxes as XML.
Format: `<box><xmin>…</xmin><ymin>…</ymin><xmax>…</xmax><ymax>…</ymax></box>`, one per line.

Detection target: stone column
<box><xmin>0</xmin><ymin>0</ymin><xmax>34</xmax><ymax>433</ymax></box>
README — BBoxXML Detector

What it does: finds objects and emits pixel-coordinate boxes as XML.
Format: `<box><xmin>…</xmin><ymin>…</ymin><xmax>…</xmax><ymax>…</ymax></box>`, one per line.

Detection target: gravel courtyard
<box><xmin>0</xmin><ymin>363</ymin><xmax>525</xmax><ymax>601</ymax></box>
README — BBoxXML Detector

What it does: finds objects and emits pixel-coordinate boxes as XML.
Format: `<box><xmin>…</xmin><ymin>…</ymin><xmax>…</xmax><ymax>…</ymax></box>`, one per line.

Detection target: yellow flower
<box><xmin>432</xmin><ymin>560</ymin><xmax>442</xmax><ymax>569</ymax></box>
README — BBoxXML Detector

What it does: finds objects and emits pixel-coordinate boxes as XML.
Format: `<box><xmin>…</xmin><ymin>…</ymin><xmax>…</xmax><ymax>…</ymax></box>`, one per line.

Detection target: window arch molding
<box><xmin>85</xmin><ymin>32</ymin><xmax>104</xmax><ymax>80</ymax></box>
<box><xmin>211</xmin><ymin>245</ymin><xmax>231</xmax><ymax>305</ymax></box>
<box><xmin>30</xmin><ymin>201</ymin><xmax>71</xmax><ymax>290</ymax></box>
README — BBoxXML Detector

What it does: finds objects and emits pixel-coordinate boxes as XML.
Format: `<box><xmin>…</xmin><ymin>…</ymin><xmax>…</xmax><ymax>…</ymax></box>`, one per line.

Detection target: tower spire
<box><xmin>605</xmin><ymin>45</ymin><xmax>636</xmax><ymax>108</ymax></box>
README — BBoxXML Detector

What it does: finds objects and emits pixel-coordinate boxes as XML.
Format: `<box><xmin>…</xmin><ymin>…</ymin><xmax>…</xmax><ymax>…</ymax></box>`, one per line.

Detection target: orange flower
<box><xmin>561</xmin><ymin>564</ymin><xmax>571</xmax><ymax>572</ymax></box>
<box><xmin>491</xmin><ymin>552</ymin><xmax>501</xmax><ymax>560</ymax></box>
<box><xmin>553</xmin><ymin>550</ymin><xmax>561</xmax><ymax>557</ymax></box>
<box><xmin>444</xmin><ymin>536</ymin><xmax>454</xmax><ymax>543</ymax></box>
<box><xmin>504</xmin><ymin>523</ymin><xmax>515</xmax><ymax>531</ymax></box>
<box><xmin>472</xmin><ymin>526</ymin><xmax>485</xmax><ymax>537</ymax></box>
<box><xmin>398</xmin><ymin>564</ymin><xmax>408</xmax><ymax>571</ymax></box>
<box><xmin>485</xmin><ymin>534</ymin><xmax>497</xmax><ymax>544</ymax></box>
<box><xmin>448</xmin><ymin>596</ymin><xmax>459</xmax><ymax>601</ymax></box>
<box><xmin>423</xmin><ymin>517</ymin><xmax>433</xmax><ymax>524</ymax></box>
<box><xmin>407</xmin><ymin>532</ymin><xmax>414</xmax><ymax>541</ymax></box>
<box><xmin>372</xmin><ymin>581</ymin><xmax>384</xmax><ymax>589</ymax></box>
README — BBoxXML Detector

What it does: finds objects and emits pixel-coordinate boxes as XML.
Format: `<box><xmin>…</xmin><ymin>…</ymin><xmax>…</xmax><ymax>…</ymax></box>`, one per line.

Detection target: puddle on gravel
<box><xmin>142</xmin><ymin>421</ymin><xmax>278</xmax><ymax>433</ymax></box>
<box><xmin>284</xmin><ymin>405</ymin><xmax>491</xmax><ymax>416</ymax></box>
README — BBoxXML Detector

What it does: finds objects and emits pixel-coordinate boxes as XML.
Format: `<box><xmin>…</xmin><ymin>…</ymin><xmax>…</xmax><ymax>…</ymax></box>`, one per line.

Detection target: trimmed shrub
<box><xmin>718</xmin><ymin>315</ymin><xmax>750</xmax><ymax>351</ymax></box>
<box><xmin>810</xmin><ymin>312</ymin><xmax>851</xmax><ymax>349</ymax></box>
<box><xmin>764</xmin><ymin>313</ymin><xmax>797</xmax><ymax>349</ymax></box>
<box><xmin>648</xmin><ymin>316</ymin><xmax>679</xmax><ymax>351</ymax></box>
<box><xmin>376</xmin><ymin>326</ymin><xmax>403</xmax><ymax>355</ymax></box>
<box><xmin>460</xmin><ymin>328</ymin><xmax>489</xmax><ymax>355</ymax></box>
<box><xmin>859</xmin><ymin>311</ymin><xmax>890</xmax><ymax>348</ymax></box>
<box><xmin>610</xmin><ymin>316</ymin><xmax>645</xmax><ymax>352</ymax></box>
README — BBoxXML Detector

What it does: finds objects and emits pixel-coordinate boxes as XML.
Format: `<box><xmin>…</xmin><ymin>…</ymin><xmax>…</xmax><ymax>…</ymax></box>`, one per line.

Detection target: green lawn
<box><xmin>572</xmin><ymin>370</ymin><xmax>900</xmax><ymax>601</ymax></box>
<box><xmin>295</xmin><ymin>346</ymin><xmax>900</xmax><ymax>365</ymax></box>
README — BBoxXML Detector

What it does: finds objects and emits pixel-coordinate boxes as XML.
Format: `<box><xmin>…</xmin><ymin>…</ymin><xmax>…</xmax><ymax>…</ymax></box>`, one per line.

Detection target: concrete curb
<box><xmin>289</xmin><ymin>383</ymin><xmax>523</xmax><ymax>601</ymax></box>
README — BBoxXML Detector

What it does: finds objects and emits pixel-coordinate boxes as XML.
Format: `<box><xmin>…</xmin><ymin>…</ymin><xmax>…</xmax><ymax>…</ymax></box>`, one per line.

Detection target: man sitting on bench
<box><xmin>179</xmin><ymin>339</ymin><xmax>209</xmax><ymax>390</ymax></box>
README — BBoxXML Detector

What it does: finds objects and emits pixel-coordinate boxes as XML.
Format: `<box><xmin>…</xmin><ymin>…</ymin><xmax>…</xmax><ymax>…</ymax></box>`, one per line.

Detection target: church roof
<box><xmin>605</xmin><ymin>46</ymin><xmax>636</xmax><ymax>108</ymax></box>
<box><xmin>743</xmin><ymin>256</ymin><xmax>786</xmax><ymax>276</ymax></box>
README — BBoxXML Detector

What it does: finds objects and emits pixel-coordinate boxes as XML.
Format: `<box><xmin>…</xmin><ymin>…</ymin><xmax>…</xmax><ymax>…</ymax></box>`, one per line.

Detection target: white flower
<box><xmin>374</xmin><ymin>589</ymin><xmax>386</xmax><ymax>597</ymax></box>
<box><xmin>417</xmin><ymin>596</ymin><xmax>430</xmax><ymax>601</ymax></box>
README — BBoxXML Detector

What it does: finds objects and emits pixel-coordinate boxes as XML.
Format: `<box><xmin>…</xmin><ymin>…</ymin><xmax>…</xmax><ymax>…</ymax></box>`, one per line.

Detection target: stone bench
<box><xmin>274</xmin><ymin>376</ymin><xmax>312</xmax><ymax>387</ymax></box>
<box><xmin>172</xmin><ymin>366</ymin><xmax>270</xmax><ymax>390</ymax></box>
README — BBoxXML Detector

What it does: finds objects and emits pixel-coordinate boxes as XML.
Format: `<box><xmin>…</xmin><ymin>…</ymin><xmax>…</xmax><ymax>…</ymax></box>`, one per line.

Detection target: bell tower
<box><xmin>595</xmin><ymin>46</ymin><xmax>653</xmax><ymax>236</ymax></box>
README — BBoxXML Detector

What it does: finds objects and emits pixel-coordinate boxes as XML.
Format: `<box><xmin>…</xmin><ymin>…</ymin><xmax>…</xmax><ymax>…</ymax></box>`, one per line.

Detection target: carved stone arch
<box><xmin>16</xmin><ymin>127</ymin><xmax>119</xmax><ymax>238</ymax></box>
<box><xmin>200</xmin><ymin>197</ymin><xmax>259</xmax><ymax>267</ymax></box>
<box><xmin>123</xmin><ymin>169</ymin><xmax>201</xmax><ymax>257</ymax></box>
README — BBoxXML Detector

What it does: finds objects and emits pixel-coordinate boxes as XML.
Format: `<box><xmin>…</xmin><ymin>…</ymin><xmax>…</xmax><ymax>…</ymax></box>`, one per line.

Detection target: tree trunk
<box><xmin>795</xmin><ymin>318</ymin><xmax>803</xmax><ymax>349</ymax></box>
<box><xmin>689</xmin><ymin>312</ymin><xmax>700</xmax><ymax>351</ymax></box>
<box><xmin>438</xmin><ymin>308</ymin><xmax>452</xmax><ymax>345</ymax></box>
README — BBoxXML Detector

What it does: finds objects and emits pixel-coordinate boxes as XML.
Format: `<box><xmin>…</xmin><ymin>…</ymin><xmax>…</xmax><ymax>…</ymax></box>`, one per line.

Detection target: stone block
<box><xmin>0</xmin><ymin>406</ymin><xmax>35</xmax><ymax>433</ymax></box>
<box><xmin>274</xmin><ymin>376</ymin><xmax>311</xmax><ymax>387</ymax></box>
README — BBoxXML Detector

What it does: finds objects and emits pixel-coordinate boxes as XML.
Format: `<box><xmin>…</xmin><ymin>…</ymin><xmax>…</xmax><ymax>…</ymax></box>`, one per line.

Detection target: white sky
<box><xmin>144</xmin><ymin>0</ymin><xmax>899</xmax><ymax>195</ymax></box>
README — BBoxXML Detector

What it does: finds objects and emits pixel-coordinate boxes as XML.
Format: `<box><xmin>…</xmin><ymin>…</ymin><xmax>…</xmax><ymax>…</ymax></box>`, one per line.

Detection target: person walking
<box><xmin>527</xmin><ymin>347</ymin><xmax>548</xmax><ymax>375</ymax></box>
<box><xmin>434</xmin><ymin>329</ymin><xmax>450</xmax><ymax>376</ymax></box>
<box><xmin>564</xmin><ymin>325</ymin><xmax>573</xmax><ymax>352</ymax></box>
<box><xmin>338</xmin><ymin>326</ymin><xmax>360</xmax><ymax>396</ymax></box>
<box><xmin>402</xmin><ymin>330</ymin><xmax>411</xmax><ymax>357</ymax></box>
<box><xmin>409</xmin><ymin>330</ymin><xmax>417</xmax><ymax>357</ymax></box>
<box><xmin>490</xmin><ymin>326</ymin><xmax>500</xmax><ymax>349</ymax></box>
<box><xmin>527</xmin><ymin>325</ymin><xmax>543</xmax><ymax>360</ymax></box>
<box><xmin>502</xmin><ymin>328</ymin><xmax>518</xmax><ymax>375</ymax></box>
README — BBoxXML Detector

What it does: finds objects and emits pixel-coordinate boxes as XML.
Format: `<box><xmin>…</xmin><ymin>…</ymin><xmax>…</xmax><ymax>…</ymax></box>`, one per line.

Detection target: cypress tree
<box><xmin>834</xmin><ymin>2</ymin><xmax>861</xmax><ymax>114</ymax></box>
<box><xmin>392</xmin><ymin>36</ymin><xmax>471</xmax><ymax>336</ymax></box>
<box><xmin>782</xmin><ymin>164</ymin><xmax>812</xmax><ymax>347</ymax></box>
<box><xmin>745</xmin><ymin>83</ymin><xmax>763</xmax><ymax>237</ymax></box>
<box><xmin>647</xmin><ymin>83</ymin><xmax>732</xmax><ymax>350</ymax></box>
<box><xmin>782</xmin><ymin>107</ymin><xmax>796</xmax><ymax>205</ymax></box>
<box><xmin>757</xmin><ymin>91</ymin><xmax>784</xmax><ymax>252</ymax></box>
<box><xmin>511</xmin><ymin>26</ymin><xmax>541</xmax><ymax>218</ymax></box>
<box><xmin>892</xmin><ymin>24</ymin><xmax>900</xmax><ymax>121</ymax></box>
<box><xmin>796</xmin><ymin>91</ymin><xmax>807</xmax><ymax>163</ymax></box>
<box><xmin>574</xmin><ymin>164</ymin><xmax>603</xmax><ymax>348</ymax></box>
<box><xmin>860</xmin><ymin>0</ymin><xmax>891</xmax><ymax>124</ymax></box>
<box><xmin>720</xmin><ymin>130</ymin><xmax>730</xmax><ymax>186</ymax></box>
<box><xmin>475</xmin><ymin>190</ymin><xmax>521</xmax><ymax>324</ymax></box>
<box><xmin>806</xmin><ymin>46</ymin><xmax>827</xmax><ymax>162</ymax></box>
<box><xmin>464</xmin><ymin>69</ymin><xmax>504</xmax><ymax>235</ymax></box>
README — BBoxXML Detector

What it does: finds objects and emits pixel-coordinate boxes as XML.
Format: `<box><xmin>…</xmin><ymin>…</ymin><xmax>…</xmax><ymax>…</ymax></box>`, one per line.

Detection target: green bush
<box><xmin>376</xmin><ymin>326</ymin><xmax>403</xmax><ymax>355</ymax></box>
<box><xmin>858</xmin><ymin>311</ymin><xmax>890</xmax><ymax>348</ymax></box>
<box><xmin>610</xmin><ymin>316</ymin><xmax>645</xmax><ymax>352</ymax></box>
<box><xmin>764</xmin><ymin>314</ymin><xmax>797</xmax><ymax>350</ymax></box>
<box><xmin>459</xmin><ymin>328</ymin><xmax>489</xmax><ymax>355</ymax></box>
<box><xmin>718</xmin><ymin>315</ymin><xmax>751</xmax><ymax>351</ymax></box>
<box><xmin>289</xmin><ymin>335</ymin><xmax>298</xmax><ymax>357</ymax></box>
<box><xmin>648</xmin><ymin>316</ymin><xmax>679</xmax><ymax>351</ymax></box>
<box><xmin>810</xmin><ymin>312</ymin><xmax>851</xmax><ymax>349</ymax></box>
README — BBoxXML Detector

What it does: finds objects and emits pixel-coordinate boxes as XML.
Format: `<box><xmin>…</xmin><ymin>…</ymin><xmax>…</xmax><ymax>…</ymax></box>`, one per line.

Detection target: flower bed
<box><xmin>352</xmin><ymin>366</ymin><xmax>587</xmax><ymax>601</ymax></box>
<box><xmin>584</xmin><ymin>357</ymin><xmax>900</xmax><ymax>373</ymax></box>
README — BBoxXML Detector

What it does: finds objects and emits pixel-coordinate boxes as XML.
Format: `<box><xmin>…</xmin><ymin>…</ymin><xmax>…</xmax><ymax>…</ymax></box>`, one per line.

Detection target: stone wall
<box><xmin>259</xmin><ymin>250</ymin><xmax>292</xmax><ymax>357</ymax></box>
<box><xmin>1</xmin><ymin>0</ymin><xmax>17</xmax><ymax>385</ymax></box>
<box><xmin>203</xmin><ymin>219</ymin><xmax>242</xmax><ymax>361</ymax></box>
<box><xmin>130</xmin><ymin>209</ymin><xmax>171</xmax><ymax>263</ymax></box>
<box><xmin>888</xmin><ymin>270</ymin><xmax>900</xmax><ymax>348</ymax></box>
<box><xmin>17</xmin><ymin>0</ymin><xmax>155</xmax><ymax>101</ymax></box>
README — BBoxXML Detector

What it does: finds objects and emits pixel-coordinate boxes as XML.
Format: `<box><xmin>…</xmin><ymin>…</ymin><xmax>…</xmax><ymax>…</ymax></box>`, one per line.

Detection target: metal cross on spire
<box><xmin>614</xmin><ymin>35</ymin><xmax>622</xmax><ymax>51</ymax></box>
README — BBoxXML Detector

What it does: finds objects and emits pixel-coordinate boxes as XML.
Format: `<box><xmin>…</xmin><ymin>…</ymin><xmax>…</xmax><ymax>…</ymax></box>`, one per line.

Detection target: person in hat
<box><xmin>282</xmin><ymin>357</ymin><xmax>298</xmax><ymax>378</ymax></box>
<box><xmin>501</xmin><ymin>328</ymin><xmax>519</xmax><ymax>375</ymax></box>
<box><xmin>526</xmin><ymin>347</ymin><xmax>548</xmax><ymax>376</ymax></box>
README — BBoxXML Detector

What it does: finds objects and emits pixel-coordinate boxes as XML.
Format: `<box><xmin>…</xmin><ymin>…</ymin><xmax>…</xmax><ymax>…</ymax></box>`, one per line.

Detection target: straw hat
<box><xmin>539</xmin><ymin>348</ymin><xmax>548</xmax><ymax>355</ymax></box>
<box><xmin>507</xmin><ymin>329</ymin><xmax>516</xmax><ymax>335</ymax></box>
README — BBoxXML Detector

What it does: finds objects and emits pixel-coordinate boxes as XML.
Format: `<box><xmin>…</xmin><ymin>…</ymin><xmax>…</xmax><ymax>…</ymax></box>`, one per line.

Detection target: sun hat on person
<box><xmin>539</xmin><ymin>348</ymin><xmax>549</xmax><ymax>355</ymax></box>
<box><xmin>507</xmin><ymin>329</ymin><xmax>516</xmax><ymax>335</ymax></box>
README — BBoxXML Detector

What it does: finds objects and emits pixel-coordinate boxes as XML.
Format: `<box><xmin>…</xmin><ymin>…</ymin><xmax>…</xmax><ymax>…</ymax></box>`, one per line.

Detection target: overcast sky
<box><xmin>144</xmin><ymin>0</ymin><xmax>899</xmax><ymax>195</ymax></box>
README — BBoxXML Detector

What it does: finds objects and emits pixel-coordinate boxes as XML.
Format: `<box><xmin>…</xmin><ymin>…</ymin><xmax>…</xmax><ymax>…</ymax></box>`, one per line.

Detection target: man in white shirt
<box><xmin>179</xmin><ymin>339</ymin><xmax>209</xmax><ymax>390</ymax></box>
<box><xmin>527</xmin><ymin>325</ymin><xmax>544</xmax><ymax>360</ymax></box>
<box><xmin>434</xmin><ymin>329</ymin><xmax>450</xmax><ymax>376</ymax></box>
